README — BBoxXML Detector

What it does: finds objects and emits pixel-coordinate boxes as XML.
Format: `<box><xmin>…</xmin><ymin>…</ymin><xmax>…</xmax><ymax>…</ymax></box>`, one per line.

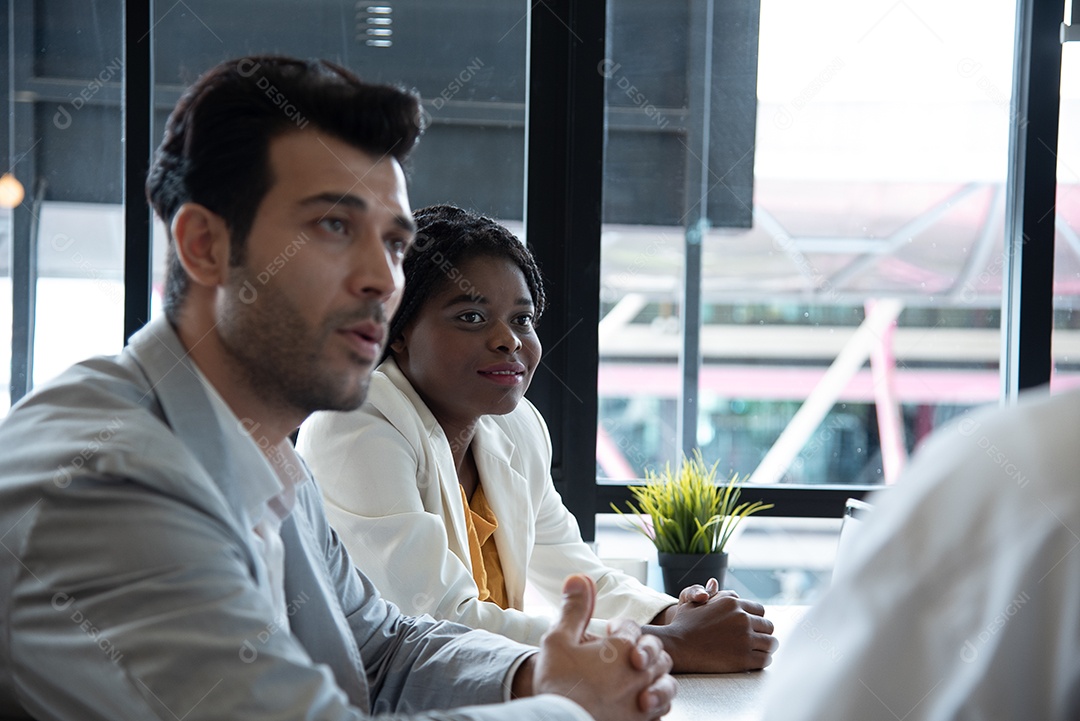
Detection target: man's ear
<box><xmin>171</xmin><ymin>203</ymin><xmax>232</xmax><ymax>288</ymax></box>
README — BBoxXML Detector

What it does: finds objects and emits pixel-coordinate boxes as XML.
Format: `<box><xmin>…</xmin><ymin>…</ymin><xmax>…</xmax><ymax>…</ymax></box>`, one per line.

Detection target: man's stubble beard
<box><xmin>218</xmin><ymin>270</ymin><xmax>385</xmax><ymax>417</ymax></box>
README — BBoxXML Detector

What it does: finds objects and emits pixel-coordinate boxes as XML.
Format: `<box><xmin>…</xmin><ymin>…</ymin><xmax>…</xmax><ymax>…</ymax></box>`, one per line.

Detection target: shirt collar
<box><xmin>188</xmin><ymin>362</ymin><xmax>304</xmax><ymax>525</ymax></box>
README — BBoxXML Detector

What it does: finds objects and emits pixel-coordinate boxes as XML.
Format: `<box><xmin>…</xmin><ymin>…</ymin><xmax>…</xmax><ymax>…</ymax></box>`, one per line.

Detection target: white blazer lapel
<box><xmin>378</xmin><ymin>359</ymin><xmax>473</xmax><ymax>572</ymax></box>
<box><xmin>430</xmin><ymin>422</ymin><xmax>473</xmax><ymax>572</ymax></box>
<box><xmin>471</xmin><ymin>418</ymin><xmax>533</xmax><ymax>610</ymax></box>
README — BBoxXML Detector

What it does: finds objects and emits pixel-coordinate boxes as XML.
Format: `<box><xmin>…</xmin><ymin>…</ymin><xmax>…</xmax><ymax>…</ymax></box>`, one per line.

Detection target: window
<box><xmin>599</xmin><ymin>0</ymin><xmax>1023</xmax><ymax>488</ymax></box>
<box><xmin>588</xmin><ymin>0</ymin><xmax>1028</xmax><ymax>602</ymax></box>
<box><xmin>522</xmin><ymin>0</ymin><xmax>1069</xmax><ymax>602</ymax></box>
<box><xmin>3</xmin><ymin>2</ymin><xmax>1070</xmax><ymax>598</ymax></box>
<box><xmin>2</xmin><ymin>0</ymin><xmax>125</xmax><ymax>413</ymax></box>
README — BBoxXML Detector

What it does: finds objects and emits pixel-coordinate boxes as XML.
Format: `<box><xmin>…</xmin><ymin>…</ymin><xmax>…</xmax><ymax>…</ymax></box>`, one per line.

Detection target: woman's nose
<box><xmin>490</xmin><ymin>322</ymin><xmax>522</xmax><ymax>352</ymax></box>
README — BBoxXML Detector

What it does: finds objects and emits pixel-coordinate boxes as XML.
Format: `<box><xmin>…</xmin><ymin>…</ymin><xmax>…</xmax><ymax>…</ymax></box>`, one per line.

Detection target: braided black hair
<box><xmin>385</xmin><ymin>204</ymin><xmax>546</xmax><ymax>363</ymax></box>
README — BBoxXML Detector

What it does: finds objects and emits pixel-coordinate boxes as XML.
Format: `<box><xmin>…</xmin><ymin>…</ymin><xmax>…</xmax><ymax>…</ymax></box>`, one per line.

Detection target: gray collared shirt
<box><xmin>0</xmin><ymin>316</ymin><xmax>589</xmax><ymax>721</ymax></box>
<box><xmin>191</xmin><ymin>361</ymin><xmax>300</xmax><ymax>623</ymax></box>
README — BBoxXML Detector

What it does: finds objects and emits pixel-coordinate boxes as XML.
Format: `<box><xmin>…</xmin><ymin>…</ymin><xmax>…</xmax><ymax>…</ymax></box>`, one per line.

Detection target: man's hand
<box><xmin>526</xmin><ymin>574</ymin><xmax>676</xmax><ymax>721</ymax></box>
<box><xmin>646</xmin><ymin>578</ymin><xmax>779</xmax><ymax>673</ymax></box>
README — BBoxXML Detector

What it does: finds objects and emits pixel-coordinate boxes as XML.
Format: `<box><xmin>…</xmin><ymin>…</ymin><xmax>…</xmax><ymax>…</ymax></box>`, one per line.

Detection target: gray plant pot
<box><xmin>657</xmin><ymin>551</ymin><xmax>728</xmax><ymax>597</ymax></box>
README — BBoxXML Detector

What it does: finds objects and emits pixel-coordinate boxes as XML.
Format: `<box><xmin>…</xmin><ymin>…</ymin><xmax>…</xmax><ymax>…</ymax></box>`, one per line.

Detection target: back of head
<box><xmin>385</xmin><ymin>204</ymin><xmax>547</xmax><ymax>362</ymax></box>
<box><xmin>145</xmin><ymin>55</ymin><xmax>424</xmax><ymax>323</ymax></box>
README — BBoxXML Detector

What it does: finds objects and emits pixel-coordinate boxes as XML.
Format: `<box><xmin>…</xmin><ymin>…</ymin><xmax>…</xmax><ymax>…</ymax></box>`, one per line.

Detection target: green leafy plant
<box><xmin>612</xmin><ymin>450</ymin><xmax>774</xmax><ymax>555</ymax></box>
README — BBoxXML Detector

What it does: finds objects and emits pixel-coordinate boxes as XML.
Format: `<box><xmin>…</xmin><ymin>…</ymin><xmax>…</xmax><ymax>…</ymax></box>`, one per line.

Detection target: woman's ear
<box><xmin>171</xmin><ymin>203</ymin><xmax>232</xmax><ymax>288</ymax></box>
<box><xmin>390</xmin><ymin>336</ymin><xmax>406</xmax><ymax>355</ymax></box>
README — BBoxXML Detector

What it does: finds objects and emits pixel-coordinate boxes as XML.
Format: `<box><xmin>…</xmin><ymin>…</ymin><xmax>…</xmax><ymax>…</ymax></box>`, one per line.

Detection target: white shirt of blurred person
<box><xmin>761</xmin><ymin>387</ymin><xmax>1080</xmax><ymax>721</ymax></box>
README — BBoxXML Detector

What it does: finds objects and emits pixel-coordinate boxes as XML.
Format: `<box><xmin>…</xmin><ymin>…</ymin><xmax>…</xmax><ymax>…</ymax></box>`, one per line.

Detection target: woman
<box><xmin>297</xmin><ymin>204</ymin><xmax>776</xmax><ymax>672</ymax></box>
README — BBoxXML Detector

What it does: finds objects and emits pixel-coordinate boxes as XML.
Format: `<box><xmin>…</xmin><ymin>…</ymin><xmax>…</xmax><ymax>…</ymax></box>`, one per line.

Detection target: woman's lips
<box><xmin>477</xmin><ymin>362</ymin><xmax>527</xmax><ymax>385</ymax></box>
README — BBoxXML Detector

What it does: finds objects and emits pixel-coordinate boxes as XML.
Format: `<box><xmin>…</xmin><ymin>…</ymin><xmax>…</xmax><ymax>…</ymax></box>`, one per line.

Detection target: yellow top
<box><xmin>459</xmin><ymin>482</ymin><xmax>509</xmax><ymax>609</ymax></box>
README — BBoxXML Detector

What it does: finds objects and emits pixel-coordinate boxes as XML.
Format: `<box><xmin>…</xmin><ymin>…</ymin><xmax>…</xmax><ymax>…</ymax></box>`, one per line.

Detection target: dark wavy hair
<box><xmin>384</xmin><ymin>204</ymin><xmax>546</xmax><ymax>363</ymax></box>
<box><xmin>146</xmin><ymin>55</ymin><xmax>424</xmax><ymax>323</ymax></box>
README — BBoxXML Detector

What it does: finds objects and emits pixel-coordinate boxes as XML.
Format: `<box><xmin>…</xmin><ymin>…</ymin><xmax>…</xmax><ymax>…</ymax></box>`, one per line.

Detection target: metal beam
<box><xmin>524</xmin><ymin>0</ymin><xmax>605</xmax><ymax>540</ymax></box>
<box><xmin>123</xmin><ymin>0</ymin><xmax>152</xmax><ymax>343</ymax></box>
<box><xmin>678</xmin><ymin>0</ymin><xmax>713</xmax><ymax>459</ymax></box>
<box><xmin>7</xmin><ymin>1</ymin><xmax>36</xmax><ymax>405</ymax></box>
<box><xmin>1001</xmin><ymin>0</ymin><xmax>1063</xmax><ymax>398</ymax></box>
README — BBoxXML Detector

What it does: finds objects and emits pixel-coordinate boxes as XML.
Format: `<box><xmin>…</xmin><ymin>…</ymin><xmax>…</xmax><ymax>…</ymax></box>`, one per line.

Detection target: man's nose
<box><xmin>347</xmin><ymin>233</ymin><xmax>399</xmax><ymax>301</ymax></box>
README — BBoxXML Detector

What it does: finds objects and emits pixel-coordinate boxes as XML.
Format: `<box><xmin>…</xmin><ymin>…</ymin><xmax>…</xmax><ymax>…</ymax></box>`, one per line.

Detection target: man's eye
<box><xmin>387</xmin><ymin>237</ymin><xmax>409</xmax><ymax>258</ymax></box>
<box><xmin>318</xmin><ymin>218</ymin><xmax>349</xmax><ymax>235</ymax></box>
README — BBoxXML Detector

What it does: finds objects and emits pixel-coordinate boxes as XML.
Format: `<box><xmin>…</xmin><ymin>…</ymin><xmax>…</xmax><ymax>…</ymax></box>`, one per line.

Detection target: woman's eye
<box><xmin>457</xmin><ymin>311</ymin><xmax>483</xmax><ymax>323</ymax></box>
<box><xmin>515</xmin><ymin>314</ymin><xmax>535</xmax><ymax>328</ymax></box>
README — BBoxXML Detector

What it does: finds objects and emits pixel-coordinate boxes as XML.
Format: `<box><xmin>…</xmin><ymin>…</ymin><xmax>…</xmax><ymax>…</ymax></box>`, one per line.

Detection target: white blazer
<box><xmin>298</xmin><ymin>358</ymin><xmax>674</xmax><ymax>644</ymax></box>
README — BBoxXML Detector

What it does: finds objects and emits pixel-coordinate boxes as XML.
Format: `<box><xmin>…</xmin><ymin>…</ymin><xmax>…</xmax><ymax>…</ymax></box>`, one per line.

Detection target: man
<box><xmin>0</xmin><ymin>56</ymin><xmax>674</xmax><ymax>721</ymax></box>
<box><xmin>761</xmin><ymin>387</ymin><xmax>1080</xmax><ymax>720</ymax></box>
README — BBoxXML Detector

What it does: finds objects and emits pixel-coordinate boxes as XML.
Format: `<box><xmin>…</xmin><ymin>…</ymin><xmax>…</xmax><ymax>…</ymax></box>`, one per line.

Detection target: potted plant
<box><xmin>612</xmin><ymin>450</ymin><xmax>774</xmax><ymax>597</ymax></box>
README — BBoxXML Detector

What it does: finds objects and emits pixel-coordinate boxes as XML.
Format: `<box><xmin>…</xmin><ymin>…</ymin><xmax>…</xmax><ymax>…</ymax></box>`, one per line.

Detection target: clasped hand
<box><xmin>647</xmin><ymin>578</ymin><xmax>779</xmax><ymax>673</ymax></box>
<box><xmin>523</xmin><ymin>574</ymin><xmax>676</xmax><ymax>721</ymax></box>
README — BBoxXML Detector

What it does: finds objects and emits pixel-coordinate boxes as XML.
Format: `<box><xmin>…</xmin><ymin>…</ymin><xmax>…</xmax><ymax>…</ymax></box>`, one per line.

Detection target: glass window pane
<box><xmin>1053</xmin><ymin>40</ymin><xmax>1080</xmax><ymax>387</ymax></box>
<box><xmin>2</xmin><ymin>1</ymin><xmax>125</xmax><ymax>419</ymax></box>
<box><xmin>600</xmin><ymin>0</ymin><xmax>1014</xmax><ymax>481</ymax></box>
<box><xmin>598</xmin><ymin>0</ymin><xmax>1016</xmax><ymax>601</ymax></box>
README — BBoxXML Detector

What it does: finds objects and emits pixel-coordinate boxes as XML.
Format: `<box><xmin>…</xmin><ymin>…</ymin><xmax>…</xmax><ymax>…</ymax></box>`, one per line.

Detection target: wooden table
<box><xmin>664</xmin><ymin>605</ymin><xmax>807</xmax><ymax>721</ymax></box>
